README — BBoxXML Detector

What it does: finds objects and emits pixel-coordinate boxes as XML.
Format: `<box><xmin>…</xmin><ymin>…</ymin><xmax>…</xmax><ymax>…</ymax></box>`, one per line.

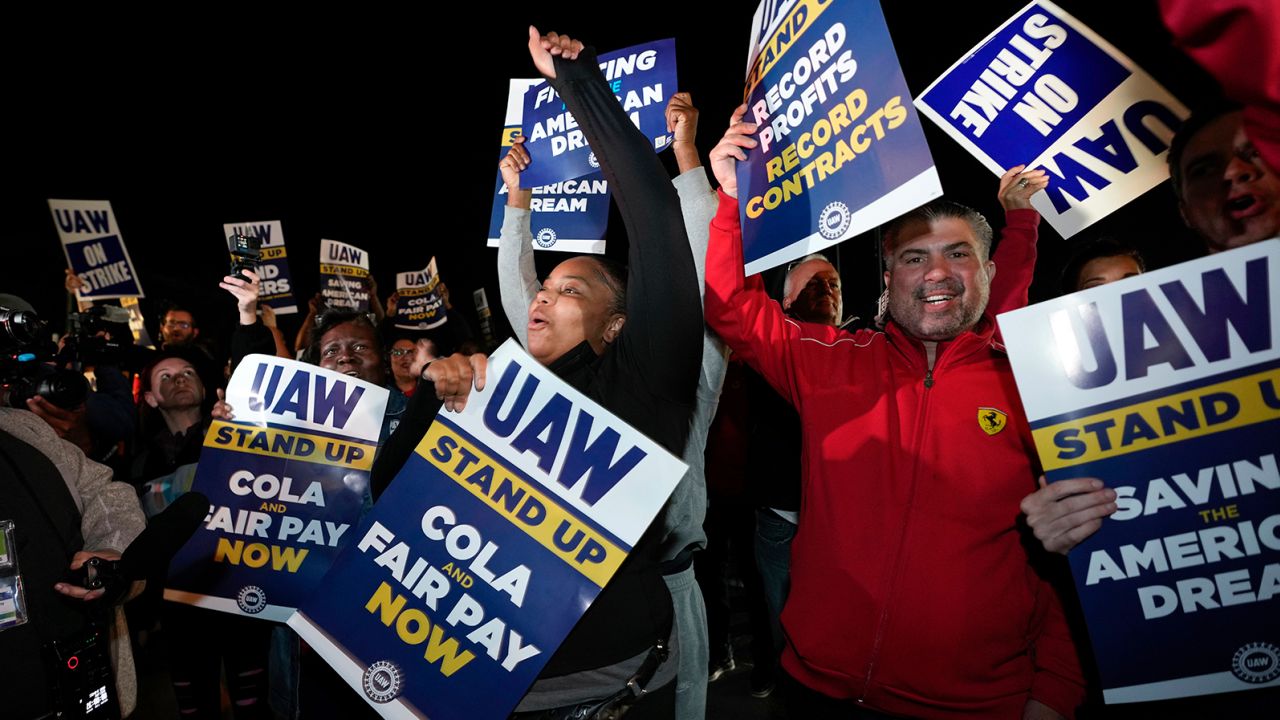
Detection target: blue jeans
<box><xmin>754</xmin><ymin>508</ymin><xmax>796</xmax><ymax>653</ymax></box>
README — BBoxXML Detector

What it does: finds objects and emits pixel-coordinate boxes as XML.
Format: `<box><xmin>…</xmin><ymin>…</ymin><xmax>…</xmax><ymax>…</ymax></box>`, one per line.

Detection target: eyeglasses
<box><xmin>164</xmin><ymin>320</ymin><xmax>193</xmax><ymax>329</ymax></box>
<box><xmin>389</xmin><ymin>348</ymin><xmax>413</xmax><ymax>358</ymax></box>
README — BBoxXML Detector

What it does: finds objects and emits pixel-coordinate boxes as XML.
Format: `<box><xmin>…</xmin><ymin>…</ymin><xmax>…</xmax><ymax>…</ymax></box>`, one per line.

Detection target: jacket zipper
<box><xmin>860</xmin><ymin>352</ymin><xmax>937</xmax><ymax>699</ymax></box>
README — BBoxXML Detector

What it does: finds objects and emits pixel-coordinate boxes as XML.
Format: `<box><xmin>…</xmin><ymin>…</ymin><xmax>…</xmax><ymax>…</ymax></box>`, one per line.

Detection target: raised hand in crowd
<box><xmin>666</xmin><ymin>91</ymin><xmax>701</xmax><ymax>174</ymax></box>
<box><xmin>219</xmin><ymin>268</ymin><xmax>261</xmax><ymax>326</ymax></box>
<box><xmin>295</xmin><ymin>291</ymin><xmax>325</xmax><ymax>356</ymax></box>
<box><xmin>25</xmin><ymin>396</ymin><xmax>93</xmax><ymax>455</ymax></box>
<box><xmin>421</xmin><ymin>353</ymin><xmax>487</xmax><ymax>412</ymax></box>
<box><xmin>63</xmin><ymin>268</ymin><xmax>84</xmax><ymax>293</ymax></box>
<box><xmin>211</xmin><ymin>388</ymin><xmax>234</xmax><ymax>421</ymax></box>
<box><xmin>385</xmin><ymin>290</ymin><xmax>398</xmax><ymax>317</ymax></box>
<box><xmin>1020</xmin><ymin>476</ymin><xmax>1118</xmax><ymax>554</ymax></box>
<box><xmin>367</xmin><ymin>275</ymin><xmax>386</xmax><ymax>321</ymax></box>
<box><xmin>526</xmin><ymin>26</ymin><xmax>583</xmax><ymax>79</ymax></box>
<box><xmin>709</xmin><ymin>104</ymin><xmax>759</xmax><ymax>199</ymax></box>
<box><xmin>998</xmin><ymin>164</ymin><xmax>1049</xmax><ymax>211</ymax></box>
<box><xmin>500</xmin><ymin>134</ymin><xmax>533</xmax><ymax>209</ymax></box>
<box><xmin>259</xmin><ymin>305</ymin><xmax>293</xmax><ymax>359</ymax></box>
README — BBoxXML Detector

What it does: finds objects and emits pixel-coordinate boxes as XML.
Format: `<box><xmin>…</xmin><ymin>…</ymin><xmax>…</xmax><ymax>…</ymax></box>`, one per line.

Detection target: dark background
<box><xmin>6</xmin><ymin>1</ymin><xmax>1221</xmax><ymax>350</ymax></box>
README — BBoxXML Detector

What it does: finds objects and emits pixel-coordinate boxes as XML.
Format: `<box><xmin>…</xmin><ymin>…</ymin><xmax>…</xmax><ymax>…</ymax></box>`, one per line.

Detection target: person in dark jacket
<box><xmin>371</xmin><ymin>29</ymin><xmax>701</xmax><ymax>719</ymax></box>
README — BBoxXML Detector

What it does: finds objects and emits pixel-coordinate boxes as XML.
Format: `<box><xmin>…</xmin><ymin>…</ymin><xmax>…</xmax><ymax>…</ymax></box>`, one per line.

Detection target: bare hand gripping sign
<box><xmin>289</xmin><ymin>340</ymin><xmax>687</xmax><ymax>719</ymax></box>
<box><xmin>166</xmin><ymin>355</ymin><xmax>389</xmax><ymax>621</ymax></box>
<box><xmin>999</xmin><ymin>240</ymin><xmax>1280</xmax><ymax>702</ymax></box>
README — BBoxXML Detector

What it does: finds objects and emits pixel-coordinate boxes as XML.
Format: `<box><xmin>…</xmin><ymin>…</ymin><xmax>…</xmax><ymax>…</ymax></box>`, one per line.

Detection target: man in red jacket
<box><xmin>703</xmin><ymin>106</ymin><xmax>1086</xmax><ymax>719</ymax></box>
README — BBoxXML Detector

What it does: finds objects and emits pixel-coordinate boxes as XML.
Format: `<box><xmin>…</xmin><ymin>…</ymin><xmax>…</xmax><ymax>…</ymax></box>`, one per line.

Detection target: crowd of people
<box><xmin>2</xmin><ymin>2</ymin><xmax>1277</xmax><ymax>718</ymax></box>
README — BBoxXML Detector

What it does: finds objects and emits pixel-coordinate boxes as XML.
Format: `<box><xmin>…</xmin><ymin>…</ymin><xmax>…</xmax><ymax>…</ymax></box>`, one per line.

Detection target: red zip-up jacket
<box><xmin>704</xmin><ymin>190</ymin><xmax>1085</xmax><ymax>719</ymax></box>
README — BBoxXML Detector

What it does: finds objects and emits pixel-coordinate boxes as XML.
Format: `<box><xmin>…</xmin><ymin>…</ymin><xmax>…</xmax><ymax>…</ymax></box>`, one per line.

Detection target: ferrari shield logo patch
<box><xmin>978</xmin><ymin>407</ymin><xmax>1007</xmax><ymax>436</ymax></box>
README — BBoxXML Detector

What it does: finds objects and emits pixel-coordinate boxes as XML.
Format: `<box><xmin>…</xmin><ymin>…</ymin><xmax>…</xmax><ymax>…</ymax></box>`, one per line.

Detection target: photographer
<box><xmin>0</xmin><ymin>406</ymin><xmax>146</xmax><ymax>718</ymax></box>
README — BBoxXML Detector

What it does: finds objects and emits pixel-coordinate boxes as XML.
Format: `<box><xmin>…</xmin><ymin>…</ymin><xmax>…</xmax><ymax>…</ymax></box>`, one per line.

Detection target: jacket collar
<box><xmin>884</xmin><ymin>313</ymin><xmax>1000</xmax><ymax>372</ymax></box>
<box><xmin>546</xmin><ymin>340</ymin><xmax>600</xmax><ymax>381</ymax></box>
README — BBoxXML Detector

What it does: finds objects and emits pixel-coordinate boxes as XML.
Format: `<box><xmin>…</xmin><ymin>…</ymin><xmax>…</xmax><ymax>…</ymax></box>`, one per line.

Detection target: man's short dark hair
<box><xmin>881</xmin><ymin>199</ymin><xmax>993</xmax><ymax>268</ymax></box>
<box><xmin>161</xmin><ymin>303</ymin><xmax>199</xmax><ymax>327</ymax></box>
<box><xmin>1167</xmin><ymin>102</ymin><xmax>1241</xmax><ymax>203</ymax></box>
<box><xmin>303</xmin><ymin>307</ymin><xmax>381</xmax><ymax>364</ymax></box>
<box><xmin>1059</xmin><ymin>237</ymin><xmax>1146</xmax><ymax>295</ymax></box>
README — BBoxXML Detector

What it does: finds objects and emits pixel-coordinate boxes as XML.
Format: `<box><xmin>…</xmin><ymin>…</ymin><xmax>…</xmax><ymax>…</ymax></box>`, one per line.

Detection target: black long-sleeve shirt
<box><xmin>372</xmin><ymin>48</ymin><xmax>701</xmax><ymax>683</ymax></box>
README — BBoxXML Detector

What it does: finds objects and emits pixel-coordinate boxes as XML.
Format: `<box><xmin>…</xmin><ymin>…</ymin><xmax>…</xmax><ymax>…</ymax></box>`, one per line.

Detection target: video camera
<box><xmin>228</xmin><ymin>233</ymin><xmax>262</xmax><ymax>283</ymax></box>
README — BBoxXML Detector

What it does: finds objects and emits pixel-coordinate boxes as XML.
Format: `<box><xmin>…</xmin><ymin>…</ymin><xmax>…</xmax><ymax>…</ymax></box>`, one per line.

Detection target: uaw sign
<box><xmin>223</xmin><ymin>220</ymin><xmax>297</xmax><ymax>314</ymax></box>
<box><xmin>999</xmin><ymin>240</ymin><xmax>1280</xmax><ymax>702</ymax></box>
<box><xmin>290</xmin><ymin>340</ymin><xmax>688</xmax><ymax>719</ymax></box>
<box><xmin>736</xmin><ymin>0</ymin><xmax>941</xmax><ymax>274</ymax></box>
<box><xmin>48</xmin><ymin>199</ymin><xmax>145</xmax><ymax>299</ymax></box>
<box><xmin>166</xmin><ymin>355</ymin><xmax>388</xmax><ymax>621</ymax></box>
<box><xmin>487</xmin><ymin>78</ymin><xmax>611</xmax><ymax>255</ymax></box>
<box><xmin>395</xmin><ymin>258</ymin><xmax>448</xmax><ymax>331</ymax></box>
<box><xmin>518</xmin><ymin>39</ymin><xmax>677</xmax><ymax>187</ymax></box>
<box><xmin>915</xmin><ymin>1</ymin><xmax>1189</xmax><ymax>238</ymax></box>
<box><xmin>321</xmin><ymin>239</ymin><xmax>372</xmax><ymax>313</ymax></box>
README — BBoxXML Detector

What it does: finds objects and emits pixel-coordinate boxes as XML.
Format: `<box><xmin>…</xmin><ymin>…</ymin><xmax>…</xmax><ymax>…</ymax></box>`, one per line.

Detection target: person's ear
<box><xmin>602</xmin><ymin>314</ymin><xmax>626</xmax><ymax>344</ymax></box>
<box><xmin>143</xmin><ymin>391</ymin><xmax>159</xmax><ymax>409</ymax></box>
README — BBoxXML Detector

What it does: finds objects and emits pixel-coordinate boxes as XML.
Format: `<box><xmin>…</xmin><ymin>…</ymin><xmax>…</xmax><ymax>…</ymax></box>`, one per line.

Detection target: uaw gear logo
<box><xmin>236</xmin><ymin>585</ymin><xmax>267</xmax><ymax>614</ymax></box>
<box><xmin>587</xmin><ymin>151</ymin><xmax>600</xmax><ymax>168</ymax></box>
<box><xmin>1232</xmin><ymin>642</ymin><xmax>1280</xmax><ymax>684</ymax></box>
<box><xmin>978</xmin><ymin>407</ymin><xmax>1008</xmax><ymax>436</ymax></box>
<box><xmin>362</xmin><ymin>660</ymin><xmax>404</xmax><ymax>703</ymax></box>
<box><xmin>818</xmin><ymin>201</ymin><xmax>851</xmax><ymax>240</ymax></box>
<box><xmin>535</xmin><ymin>227</ymin><xmax>558</xmax><ymax>249</ymax></box>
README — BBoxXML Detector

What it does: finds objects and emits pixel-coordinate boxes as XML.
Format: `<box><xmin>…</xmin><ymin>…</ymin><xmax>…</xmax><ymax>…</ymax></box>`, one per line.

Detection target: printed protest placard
<box><xmin>224</xmin><ymin>220</ymin><xmax>298</xmax><ymax>314</ymax></box>
<box><xmin>488</xmin><ymin>79</ymin><xmax>610</xmax><ymax>254</ymax></box>
<box><xmin>290</xmin><ymin>340</ymin><xmax>688</xmax><ymax>719</ymax></box>
<box><xmin>999</xmin><ymin>240</ymin><xmax>1280</xmax><ymax>702</ymax></box>
<box><xmin>48</xmin><ymin>199</ymin><xmax>145</xmax><ymax>299</ymax></box>
<box><xmin>915</xmin><ymin>0</ymin><xmax>1188</xmax><ymax>238</ymax></box>
<box><xmin>321</xmin><ymin>239</ymin><xmax>372</xmax><ymax>313</ymax></box>
<box><xmin>395</xmin><ymin>258</ymin><xmax>447</xmax><ymax>331</ymax></box>
<box><xmin>166</xmin><ymin>355</ymin><xmax>389</xmax><ymax>621</ymax></box>
<box><xmin>518</xmin><ymin>39</ymin><xmax>676</xmax><ymax>187</ymax></box>
<box><xmin>736</xmin><ymin>0</ymin><xmax>941</xmax><ymax>274</ymax></box>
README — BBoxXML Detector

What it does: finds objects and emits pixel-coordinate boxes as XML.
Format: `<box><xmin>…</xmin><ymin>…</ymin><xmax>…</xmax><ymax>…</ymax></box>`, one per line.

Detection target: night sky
<box><xmin>7</xmin><ymin>2</ymin><xmax>1221</xmax><ymax>350</ymax></box>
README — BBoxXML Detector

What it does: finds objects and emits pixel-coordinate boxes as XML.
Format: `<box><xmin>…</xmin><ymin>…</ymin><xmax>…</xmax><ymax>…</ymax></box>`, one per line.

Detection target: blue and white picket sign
<box><xmin>289</xmin><ymin>340</ymin><xmax>688</xmax><ymax>719</ymax></box>
<box><xmin>488</xmin><ymin>79</ymin><xmax>610</xmax><ymax>254</ymax></box>
<box><xmin>223</xmin><ymin>220</ymin><xmax>298</xmax><ymax>315</ymax></box>
<box><xmin>320</xmin><ymin>238</ymin><xmax>372</xmax><ymax>313</ymax></box>
<box><xmin>998</xmin><ymin>240</ymin><xmax>1280</xmax><ymax>702</ymax></box>
<box><xmin>915</xmin><ymin>0</ymin><xmax>1189</xmax><ymax>239</ymax></box>
<box><xmin>165</xmin><ymin>355</ymin><xmax>389</xmax><ymax>622</ymax></box>
<box><xmin>48</xmin><ymin>199</ymin><xmax>145</xmax><ymax>299</ymax></box>
<box><xmin>518</xmin><ymin>39</ymin><xmax>676</xmax><ymax>187</ymax></box>
<box><xmin>736</xmin><ymin>0</ymin><xmax>941</xmax><ymax>275</ymax></box>
<box><xmin>395</xmin><ymin>258</ymin><xmax>447</xmax><ymax>331</ymax></box>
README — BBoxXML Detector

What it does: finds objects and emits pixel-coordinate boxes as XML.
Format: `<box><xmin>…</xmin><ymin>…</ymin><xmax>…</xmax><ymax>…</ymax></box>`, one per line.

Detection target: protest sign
<box><xmin>736</xmin><ymin>0</ymin><xmax>941</xmax><ymax>274</ymax></box>
<box><xmin>518</xmin><ymin>39</ymin><xmax>676</xmax><ymax>187</ymax></box>
<box><xmin>395</xmin><ymin>258</ymin><xmax>447</xmax><ymax>331</ymax></box>
<box><xmin>290</xmin><ymin>340</ymin><xmax>688</xmax><ymax>719</ymax></box>
<box><xmin>48</xmin><ymin>199</ymin><xmax>145</xmax><ymax>299</ymax></box>
<box><xmin>915</xmin><ymin>0</ymin><xmax>1188</xmax><ymax>238</ymax></box>
<box><xmin>321</xmin><ymin>238</ymin><xmax>371</xmax><ymax>313</ymax></box>
<box><xmin>224</xmin><ymin>220</ymin><xmax>298</xmax><ymax>314</ymax></box>
<box><xmin>999</xmin><ymin>240</ymin><xmax>1280</xmax><ymax>702</ymax></box>
<box><xmin>488</xmin><ymin>79</ymin><xmax>610</xmax><ymax>254</ymax></box>
<box><xmin>166</xmin><ymin>355</ymin><xmax>389</xmax><ymax>621</ymax></box>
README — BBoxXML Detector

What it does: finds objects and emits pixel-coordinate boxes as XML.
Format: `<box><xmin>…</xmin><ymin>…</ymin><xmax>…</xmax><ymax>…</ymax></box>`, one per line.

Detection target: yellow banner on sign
<box><xmin>319</xmin><ymin>264</ymin><xmax>368</xmax><ymax>277</ymax></box>
<box><xmin>205</xmin><ymin>420</ymin><xmax>377</xmax><ymax>471</ymax></box>
<box><xmin>745</xmin><ymin>0</ymin><xmax>833</xmax><ymax>98</ymax></box>
<box><xmin>415</xmin><ymin>422</ymin><xmax>626</xmax><ymax>588</ymax></box>
<box><xmin>1034</xmin><ymin>368</ymin><xmax>1280</xmax><ymax>471</ymax></box>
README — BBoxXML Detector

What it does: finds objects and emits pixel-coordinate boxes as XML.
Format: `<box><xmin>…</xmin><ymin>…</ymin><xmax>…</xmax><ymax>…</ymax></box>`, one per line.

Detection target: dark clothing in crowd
<box><xmin>372</xmin><ymin>45</ymin><xmax>701</xmax><ymax>713</ymax></box>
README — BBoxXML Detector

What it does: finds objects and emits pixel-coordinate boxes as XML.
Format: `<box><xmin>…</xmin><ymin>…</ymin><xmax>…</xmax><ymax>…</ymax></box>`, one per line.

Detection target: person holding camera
<box><xmin>0</xmin><ymin>405</ymin><xmax>146</xmax><ymax>718</ymax></box>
